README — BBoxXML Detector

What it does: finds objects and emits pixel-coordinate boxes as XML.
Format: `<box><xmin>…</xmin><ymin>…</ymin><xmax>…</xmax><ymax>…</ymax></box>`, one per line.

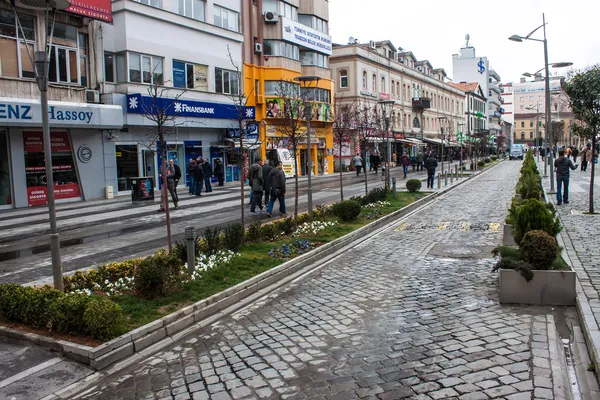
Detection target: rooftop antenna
<box><xmin>465</xmin><ymin>34</ymin><xmax>471</xmax><ymax>47</ymax></box>
<box><xmin>348</xmin><ymin>36</ymin><xmax>355</xmax><ymax>44</ymax></box>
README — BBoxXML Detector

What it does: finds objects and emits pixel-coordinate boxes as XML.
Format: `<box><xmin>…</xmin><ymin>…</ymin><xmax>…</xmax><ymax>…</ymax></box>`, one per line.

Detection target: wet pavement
<box><xmin>73</xmin><ymin>160</ymin><xmax>575</xmax><ymax>399</ymax></box>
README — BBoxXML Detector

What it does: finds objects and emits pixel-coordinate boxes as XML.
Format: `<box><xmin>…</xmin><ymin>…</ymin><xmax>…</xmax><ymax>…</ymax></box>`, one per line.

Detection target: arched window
<box><xmin>362</xmin><ymin>71</ymin><xmax>367</xmax><ymax>89</ymax></box>
<box><xmin>396</xmin><ymin>82</ymin><xmax>400</xmax><ymax>99</ymax></box>
<box><xmin>413</xmin><ymin>116</ymin><xmax>420</xmax><ymax>128</ymax></box>
<box><xmin>391</xmin><ymin>80</ymin><xmax>395</xmax><ymax>97</ymax></box>
<box><xmin>339</xmin><ymin>69</ymin><xmax>348</xmax><ymax>88</ymax></box>
<box><xmin>381</xmin><ymin>76</ymin><xmax>386</xmax><ymax>93</ymax></box>
<box><xmin>372</xmin><ymin>74</ymin><xmax>376</xmax><ymax>91</ymax></box>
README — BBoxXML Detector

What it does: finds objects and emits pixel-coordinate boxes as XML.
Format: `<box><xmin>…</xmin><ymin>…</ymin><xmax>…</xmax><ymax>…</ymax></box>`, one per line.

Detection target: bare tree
<box><xmin>222</xmin><ymin>46</ymin><xmax>259</xmax><ymax>227</ymax></box>
<box><xmin>356</xmin><ymin>100</ymin><xmax>378</xmax><ymax>196</ymax></box>
<box><xmin>277</xmin><ymin>81</ymin><xmax>305</xmax><ymax>221</ymax></box>
<box><xmin>138</xmin><ymin>80</ymin><xmax>188</xmax><ymax>254</ymax></box>
<box><xmin>332</xmin><ymin>96</ymin><xmax>356</xmax><ymax>201</ymax></box>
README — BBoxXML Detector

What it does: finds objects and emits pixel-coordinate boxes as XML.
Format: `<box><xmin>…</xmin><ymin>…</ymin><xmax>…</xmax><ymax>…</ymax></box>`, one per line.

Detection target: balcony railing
<box><xmin>412</xmin><ymin>97</ymin><xmax>431</xmax><ymax>109</ymax></box>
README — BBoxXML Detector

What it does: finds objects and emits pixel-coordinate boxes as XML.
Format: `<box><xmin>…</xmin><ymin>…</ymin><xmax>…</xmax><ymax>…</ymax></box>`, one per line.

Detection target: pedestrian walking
<box><xmin>554</xmin><ymin>149</ymin><xmax>578</xmax><ymax>205</ymax></box>
<box><xmin>373</xmin><ymin>152</ymin><xmax>380</xmax><ymax>174</ymax></box>
<box><xmin>214</xmin><ymin>159</ymin><xmax>224</xmax><ymax>186</ymax></box>
<box><xmin>262</xmin><ymin>161</ymin><xmax>273</xmax><ymax>206</ymax></box>
<box><xmin>424</xmin><ymin>153</ymin><xmax>438</xmax><ymax>189</ymax></box>
<box><xmin>158</xmin><ymin>163</ymin><xmax>178</xmax><ymax>211</ymax></box>
<box><xmin>416</xmin><ymin>151</ymin><xmax>424</xmax><ymax>172</ymax></box>
<box><xmin>352</xmin><ymin>153</ymin><xmax>363</xmax><ymax>176</ymax></box>
<box><xmin>266</xmin><ymin>161</ymin><xmax>286</xmax><ymax>217</ymax></box>
<box><xmin>187</xmin><ymin>159</ymin><xmax>196</xmax><ymax>194</ymax></box>
<box><xmin>572</xmin><ymin>147</ymin><xmax>579</xmax><ymax>163</ymax></box>
<box><xmin>202</xmin><ymin>159</ymin><xmax>213</xmax><ymax>193</ymax></box>
<box><xmin>581</xmin><ymin>146</ymin><xmax>591</xmax><ymax>171</ymax></box>
<box><xmin>249</xmin><ymin>158</ymin><xmax>264</xmax><ymax>213</ymax></box>
<box><xmin>400</xmin><ymin>153</ymin><xmax>410</xmax><ymax>179</ymax></box>
<box><xmin>169</xmin><ymin>159</ymin><xmax>182</xmax><ymax>190</ymax></box>
<box><xmin>193</xmin><ymin>158</ymin><xmax>204</xmax><ymax>196</ymax></box>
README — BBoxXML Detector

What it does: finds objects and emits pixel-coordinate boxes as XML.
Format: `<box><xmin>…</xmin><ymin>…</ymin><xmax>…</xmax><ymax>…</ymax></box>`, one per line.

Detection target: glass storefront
<box><xmin>116</xmin><ymin>144</ymin><xmax>139</xmax><ymax>192</ymax></box>
<box><xmin>0</xmin><ymin>131</ymin><xmax>12</xmax><ymax>206</ymax></box>
<box><xmin>23</xmin><ymin>131</ymin><xmax>81</xmax><ymax>206</ymax></box>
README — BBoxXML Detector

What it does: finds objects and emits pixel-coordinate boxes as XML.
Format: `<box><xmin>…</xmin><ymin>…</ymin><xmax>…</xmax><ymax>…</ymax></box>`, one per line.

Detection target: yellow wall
<box><xmin>243</xmin><ymin>63</ymin><xmax>334</xmax><ymax>176</ymax></box>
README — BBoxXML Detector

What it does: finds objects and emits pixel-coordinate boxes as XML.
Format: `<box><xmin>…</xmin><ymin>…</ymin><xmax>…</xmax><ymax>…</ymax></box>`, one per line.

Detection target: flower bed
<box><xmin>292</xmin><ymin>221</ymin><xmax>338</xmax><ymax>237</ymax></box>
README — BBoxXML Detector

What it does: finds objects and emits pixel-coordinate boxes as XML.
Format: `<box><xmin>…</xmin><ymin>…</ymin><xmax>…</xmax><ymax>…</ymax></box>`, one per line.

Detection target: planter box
<box><xmin>499</xmin><ymin>269</ymin><xmax>576</xmax><ymax>306</ymax></box>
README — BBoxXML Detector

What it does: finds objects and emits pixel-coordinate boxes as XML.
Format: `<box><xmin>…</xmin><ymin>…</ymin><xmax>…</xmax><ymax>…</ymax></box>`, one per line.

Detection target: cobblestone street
<box><xmin>77</xmin><ymin>161</ymin><xmax>573</xmax><ymax>400</ymax></box>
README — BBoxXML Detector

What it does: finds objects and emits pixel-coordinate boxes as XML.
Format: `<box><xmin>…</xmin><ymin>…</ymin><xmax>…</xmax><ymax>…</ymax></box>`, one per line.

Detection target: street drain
<box><xmin>427</xmin><ymin>244</ymin><xmax>496</xmax><ymax>259</ymax></box>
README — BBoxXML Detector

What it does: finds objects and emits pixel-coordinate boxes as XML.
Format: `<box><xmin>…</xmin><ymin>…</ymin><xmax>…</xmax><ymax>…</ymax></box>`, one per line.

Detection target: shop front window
<box><xmin>116</xmin><ymin>144</ymin><xmax>139</xmax><ymax>192</ymax></box>
<box><xmin>0</xmin><ymin>131</ymin><xmax>12</xmax><ymax>206</ymax></box>
<box><xmin>23</xmin><ymin>131</ymin><xmax>80</xmax><ymax>206</ymax></box>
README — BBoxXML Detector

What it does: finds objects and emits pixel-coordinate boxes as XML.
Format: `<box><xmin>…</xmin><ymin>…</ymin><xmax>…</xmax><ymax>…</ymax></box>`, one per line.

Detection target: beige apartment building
<box><xmin>329</xmin><ymin>40</ymin><xmax>465</xmax><ymax>169</ymax></box>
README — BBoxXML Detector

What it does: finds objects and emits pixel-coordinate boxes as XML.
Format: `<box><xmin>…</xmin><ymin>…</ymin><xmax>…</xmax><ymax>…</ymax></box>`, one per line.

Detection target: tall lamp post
<box><xmin>526</xmin><ymin>102</ymin><xmax>543</xmax><ymax>162</ymax></box>
<box><xmin>509</xmin><ymin>14</ymin><xmax>572</xmax><ymax>192</ymax></box>
<box><xmin>294</xmin><ymin>75</ymin><xmax>319</xmax><ymax>217</ymax></box>
<box><xmin>8</xmin><ymin>0</ymin><xmax>71</xmax><ymax>291</ymax></box>
<box><xmin>378</xmin><ymin>100</ymin><xmax>395</xmax><ymax>190</ymax></box>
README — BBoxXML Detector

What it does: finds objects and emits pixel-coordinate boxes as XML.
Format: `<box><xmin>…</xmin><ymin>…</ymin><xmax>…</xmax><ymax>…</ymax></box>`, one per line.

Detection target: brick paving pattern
<box><xmin>78</xmin><ymin>161</ymin><xmax>569</xmax><ymax>400</ymax></box>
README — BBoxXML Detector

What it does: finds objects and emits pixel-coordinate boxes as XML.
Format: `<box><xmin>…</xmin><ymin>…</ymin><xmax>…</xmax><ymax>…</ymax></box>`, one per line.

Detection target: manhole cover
<box><xmin>428</xmin><ymin>244</ymin><xmax>496</xmax><ymax>259</ymax></box>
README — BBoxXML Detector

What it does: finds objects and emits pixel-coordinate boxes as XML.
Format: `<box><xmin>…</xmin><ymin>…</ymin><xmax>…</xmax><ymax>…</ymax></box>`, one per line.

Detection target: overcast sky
<box><xmin>328</xmin><ymin>0</ymin><xmax>599</xmax><ymax>84</ymax></box>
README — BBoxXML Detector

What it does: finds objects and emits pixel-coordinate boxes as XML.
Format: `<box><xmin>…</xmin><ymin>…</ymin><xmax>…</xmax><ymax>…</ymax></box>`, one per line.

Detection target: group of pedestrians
<box><xmin>248</xmin><ymin>158</ymin><xmax>286</xmax><ymax>218</ymax></box>
<box><xmin>554</xmin><ymin>143</ymin><xmax>598</xmax><ymax>206</ymax></box>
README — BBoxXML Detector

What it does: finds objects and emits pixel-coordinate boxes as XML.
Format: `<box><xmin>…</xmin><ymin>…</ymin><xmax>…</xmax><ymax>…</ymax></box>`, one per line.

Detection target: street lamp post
<box><xmin>526</xmin><ymin>102</ymin><xmax>542</xmax><ymax>162</ymax></box>
<box><xmin>8</xmin><ymin>0</ymin><xmax>71</xmax><ymax>291</ymax></box>
<box><xmin>378</xmin><ymin>100</ymin><xmax>395</xmax><ymax>190</ymax></box>
<box><xmin>294</xmin><ymin>75</ymin><xmax>319</xmax><ymax>217</ymax></box>
<box><xmin>509</xmin><ymin>14</ymin><xmax>573</xmax><ymax>193</ymax></box>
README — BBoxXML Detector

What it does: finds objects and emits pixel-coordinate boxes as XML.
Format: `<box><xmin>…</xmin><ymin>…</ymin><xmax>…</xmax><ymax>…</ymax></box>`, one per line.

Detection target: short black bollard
<box><xmin>392</xmin><ymin>178</ymin><xmax>397</xmax><ymax>198</ymax></box>
<box><xmin>445</xmin><ymin>173</ymin><xmax>448</xmax><ymax>186</ymax></box>
<box><xmin>185</xmin><ymin>226</ymin><xmax>196</xmax><ymax>274</ymax></box>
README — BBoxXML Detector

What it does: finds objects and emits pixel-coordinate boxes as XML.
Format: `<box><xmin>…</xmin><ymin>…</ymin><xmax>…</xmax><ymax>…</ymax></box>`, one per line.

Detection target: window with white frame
<box><xmin>78</xmin><ymin>32</ymin><xmax>89</xmax><ymax>87</ymax></box>
<box><xmin>47</xmin><ymin>22</ymin><xmax>91</xmax><ymax>85</ymax></box>
<box><xmin>104</xmin><ymin>52</ymin><xmax>115</xmax><ymax>82</ymax></box>
<box><xmin>128</xmin><ymin>52</ymin><xmax>163</xmax><ymax>85</ymax></box>
<box><xmin>0</xmin><ymin>10</ymin><xmax>35</xmax><ymax>79</ymax></box>
<box><xmin>300</xmin><ymin>51</ymin><xmax>328</xmax><ymax>68</ymax></box>
<box><xmin>278</xmin><ymin>1</ymin><xmax>297</xmax><ymax>20</ymax></box>
<box><xmin>214</xmin><ymin>5</ymin><xmax>239</xmax><ymax>32</ymax></box>
<box><xmin>301</xmin><ymin>87</ymin><xmax>330</xmax><ymax>103</ymax></box>
<box><xmin>173</xmin><ymin>60</ymin><xmax>208</xmax><ymax>90</ymax></box>
<box><xmin>264</xmin><ymin>80</ymin><xmax>299</xmax><ymax>97</ymax></box>
<box><xmin>264</xmin><ymin>40</ymin><xmax>299</xmax><ymax>60</ymax></box>
<box><xmin>362</xmin><ymin>71</ymin><xmax>367</xmax><ymax>89</ymax></box>
<box><xmin>178</xmin><ymin>0</ymin><xmax>204</xmax><ymax>20</ymax></box>
<box><xmin>215</xmin><ymin>67</ymin><xmax>239</xmax><ymax>95</ymax></box>
<box><xmin>372</xmin><ymin>74</ymin><xmax>376</xmax><ymax>92</ymax></box>
<box><xmin>298</xmin><ymin>14</ymin><xmax>327</xmax><ymax>33</ymax></box>
<box><xmin>381</xmin><ymin>76</ymin><xmax>385</xmax><ymax>93</ymax></box>
<box><xmin>339</xmin><ymin>69</ymin><xmax>348</xmax><ymax>88</ymax></box>
<box><xmin>134</xmin><ymin>0</ymin><xmax>160</xmax><ymax>7</ymax></box>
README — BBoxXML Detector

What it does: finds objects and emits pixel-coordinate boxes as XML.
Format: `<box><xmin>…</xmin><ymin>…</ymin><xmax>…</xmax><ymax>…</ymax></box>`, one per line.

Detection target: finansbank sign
<box><xmin>281</xmin><ymin>17</ymin><xmax>332</xmax><ymax>56</ymax></box>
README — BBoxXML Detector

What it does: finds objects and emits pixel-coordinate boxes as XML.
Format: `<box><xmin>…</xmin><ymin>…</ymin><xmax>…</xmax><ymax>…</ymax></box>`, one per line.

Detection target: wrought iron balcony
<box><xmin>412</xmin><ymin>97</ymin><xmax>431</xmax><ymax>109</ymax></box>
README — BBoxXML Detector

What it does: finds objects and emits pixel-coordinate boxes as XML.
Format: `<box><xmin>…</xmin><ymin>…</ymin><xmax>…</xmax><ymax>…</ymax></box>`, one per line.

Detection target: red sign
<box><xmin>379</xmin><ymin>93</ymin><xmax>391</xmax><ymax>100</ymax></box>
<box><xmin>27</xmin><ymin>184</ymin><xmax>81</xmax><ymax>206</ymax></box>
<box><xmin>66</xmin><ymin>0</ymin><xmax>113</xmax><ymax>23</ymax></box>
<box><xmin>23</xmin><ymin>132</ymin><xmax>71</xmax><ymax>153</ymax></box>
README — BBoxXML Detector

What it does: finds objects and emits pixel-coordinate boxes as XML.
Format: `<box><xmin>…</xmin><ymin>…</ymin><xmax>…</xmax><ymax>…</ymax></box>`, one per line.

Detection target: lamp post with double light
<box><xmin>294</xmin><ymin>75</ymin><xmax>319</xmax><ymax>217</ymax></box>
<box><xmin>378</xmin><ymin>100</ymin><xmax>395</xmax><ymax>190</ymax></box>
<box><xmin>7</xmin><ymin>0</ymin><xmax>72</xmax><ymax>291</ymax></box>
<box><xmin>526</xmin><ymin>102</ymin><xmax>543</xmax><ymax>162</ymax></box>
<box><xmin>509</xmin><ymin>15</ymin><xmax>572</xmax><ymax>192</ymax></box>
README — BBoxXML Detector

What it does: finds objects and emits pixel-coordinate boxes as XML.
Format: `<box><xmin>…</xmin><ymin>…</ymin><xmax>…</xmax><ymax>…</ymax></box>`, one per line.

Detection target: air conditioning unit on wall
<box><xmin>86</xmin><ymin>90</ymin><xmax>100</xmax><ymax>103</ymax></box>
<box><xmin>254</xmin><ymin>43</ymin><xmax>263</xmax><ymax>53</ymax></box>
<box><xmin>264</xmin><ymin>11</ymin><xmax>278</xmax><ymax>23</ymax></box>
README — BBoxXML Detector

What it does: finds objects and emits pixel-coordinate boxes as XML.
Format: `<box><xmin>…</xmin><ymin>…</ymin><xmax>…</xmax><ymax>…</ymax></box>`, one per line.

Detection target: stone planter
<box><xmin>503</xmin><ymin>224</ymin><xmax>517</xmax><ymax>246</ymax></box>
<box><xmin>499</xmin><ymin>269</ymin><xmax>576</xmax><ymax>306</ymax></box>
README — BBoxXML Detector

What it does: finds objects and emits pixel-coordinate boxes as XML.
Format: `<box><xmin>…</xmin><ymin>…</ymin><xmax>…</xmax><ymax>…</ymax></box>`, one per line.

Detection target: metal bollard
<box><xmin>392</xmin><ymin>178</ymin><xmax>397</xmax><ymax>198</ymax></box>
<box><xmin>455</xmin><ymin>165</ymin><xmax>458</xmax><ymax>179</ymax></box>
<box><xmin>437</xmin><ymin>173</ymin><xmax>441</xmax><ymax>189</ymax></box>
<box><xmin>445</xmin><ymin>173</ymin><xmax>448</xmax><ymax>186</ymax></box>
<box><xmin>185</xmin><ymin>226</ymin><xmax>196</xmax><ymax>274</ymax></box>
<box><xmin>451</xmin><ymin>172</ymin><xmax>454</xmax><ymax>183</ymax></box>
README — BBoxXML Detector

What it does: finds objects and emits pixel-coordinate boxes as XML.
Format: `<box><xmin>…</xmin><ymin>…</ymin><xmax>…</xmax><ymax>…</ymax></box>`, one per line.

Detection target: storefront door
<box><xmin>0</xmin><ymin>131</ymin><xmax>12</xmax><ymax>208</ymax></box>
<box><xmin>142</xmin><ymin>149</ymin><xmax>155</xmax><ymax>178</ymax></box>
<box><xmin>115</xmin><ymin>144</ymin><xmax>139</xmax><ymax>193</ymax></box>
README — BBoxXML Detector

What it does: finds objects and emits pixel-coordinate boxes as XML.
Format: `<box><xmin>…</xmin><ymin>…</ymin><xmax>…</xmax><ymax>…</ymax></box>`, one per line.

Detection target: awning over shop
<box><xmin>223</xmin><ymin>138</ymin><xmax>262</xmax><ymax>150</ymax></box>
<box><xmin>422</xmin><ymin>137</ymin><xmax>444</xmax><ymax>146</ymax></box>
<box><xmin>402</xmin><ymin>138</ymin><xmax>425</xmax><ymax>146</ymax></box>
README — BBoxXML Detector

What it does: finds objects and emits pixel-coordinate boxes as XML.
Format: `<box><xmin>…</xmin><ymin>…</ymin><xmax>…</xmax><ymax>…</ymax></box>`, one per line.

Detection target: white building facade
<box><xmin>99</xmin><ymin>0</ymin><xmax>249</xmax><ymax>194</ymax></box>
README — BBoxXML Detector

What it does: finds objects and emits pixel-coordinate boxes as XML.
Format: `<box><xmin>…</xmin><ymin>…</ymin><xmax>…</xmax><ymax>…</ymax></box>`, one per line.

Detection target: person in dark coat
<box><xmin>554</xmin><ymin>149</ymin><xmax>578</xmax><ymax>205</ymax></box>
<box><xmin>193</xmin><ymin>158</ymin><xmax>204</xmax><ymax>196</ymax></box>
<box><xmin>249</xmin><ymin>158</ymin><xmax>264</xmax><ymax>213</ymax></box>
<box><xmin>159</xmin><ymin>163</ymin><xmax>178</xmax><ymax>211</ymax></box>
<box><xmin>424</xmin><ymin>153</ymin><xmax>438</xmax><ymax>189</ymax></box>
<box><xmin>202</xmin><ymin>158</ymin><xmax>213</xmax><ymax>193</ymax></box>
<box><xmin>169</xmin><ymin>159</ymin><xmax>182</xmax><ymax>188</ymax></box>
<box><xmin>214</xmin><ymin>159</ymin><xmax>224</xmax><ymax>186</ymax></box>
<box><xmin>188</xmin><ymin>159</ymin><xmax>196</xmax><ymax>194</ymax></box>
<box><xmin>266</xmin><ymin>162</ymin><xmax>286</xmax><ymax>217</ymax></box>
<box><xmin>262</xmin><ymin>161</ymin><xmax>273</xmax><ymax>206</ymax></box>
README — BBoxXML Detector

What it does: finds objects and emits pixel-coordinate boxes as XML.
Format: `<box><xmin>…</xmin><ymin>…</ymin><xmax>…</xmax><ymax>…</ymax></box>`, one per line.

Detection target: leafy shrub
<box><xmin>83</xmin><ymin>298</ymin><xmax>124</xmax><ymax>340</ymax></box>
<box><xmin>364</xmin><ymin>187</ymin><xmax>388</xmax><ymax>204</ymax></box>
<box><xmin>349</xmin><ymin>195</ymin><xmax>365</xmax><ymax>206</ymax></box>
<box><xmin>259</xmin><ymin>223</ymin><xmax>279</xmax><ymax>241</ymax></box>
<box><xmin>0</xmin><ymin>284</ymin><xmax>28</xmax><ymax>322</ymax></box>
<box><xmin>246</xmin><ymin>221</ymin><xmax>262</xmax><ymax>242</ymax></box>
<box><xmin>173</xmin><ymin>235</ymin><xmax>202</xmax><ymax>265</ymax></box>
<box><xmin>406</xmin><ymin>179</ymin><xmax>422</xmax><ymax>193</ymax></box>
<box><xmin>297</xmin><ymin>212</ymin><xmax>311</xmax><ymax>224</ymax></box>
<box><xmin>64</xmin><ymin>259</ymin><xmax>140</xmax><ymax>292</ymax></box>
<box><xmin>492</xmin><ymin>258</ymin><xmax>534</xmax><ymax>282</ymax></box>
<box><xmin>202</xmin><ymin>227</ymin><xmax>222</xmax><ymax>255</ymax></box>
<box><xmin>49</xmin><ymin>293</ymin><xmax>92</xmax><ymax>334</ymax></box>
<box><xmin>331</xmin><ymin>200</ymin><xmax>362</xmax><ymax>222</ymax></box>
<box><xmin>477</xmin><ymin>160</ymin><xmax>486</xmax><ymax>167</ymax></box>
<box><xmin>313</xmin><ymin>204</ymin><xmax>331</xmax><ymax>220</ymax></box>
<box><xmin>24</xmin><ymin>286</ymin><xmax>63</xmax><ymax>329</ymax></box>
<box><xmin>277</xmin><ymin>217</ymin><xmax>296</xmax><ymax>236</ymax></box>
<box><xmin>512</xmin><ymin>198</ymin><xmax>562</xmax><ymax>244</ymax></box>
<box><xmin>223</xmin><ymin>223</ymin><xmax>245</xmax><ymax>250</ymax></box>
<box><xmin>517</xmin><ymin>172</ymin><xmax>542</xmax><ymax>200</ymax></box>
<box><xmin>484</xmin><ymin>158</ymin><xmax>491</xmax><ymax>163</ymax></box>
<box><xmin>520</xmin><ymin>230</ymin><xmax>559</xmax><ymax>270</ymax></box>
<box><xmin>133</xmin><ymin>251</ymin><xmax>184</xmax><ymax>299</ymax></box>
<box><xmin>491</xmin><ymin>156</ymin><xmax>498</xmax><ymax>161</ymax></box>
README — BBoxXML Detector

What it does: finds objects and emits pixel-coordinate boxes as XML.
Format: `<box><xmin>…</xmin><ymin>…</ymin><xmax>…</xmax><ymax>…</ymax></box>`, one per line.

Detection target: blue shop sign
<box><xmin>228</xmin><ymin>122</ymin><xmax>258</xmax><ymax>139</ymax></box>
<box><xmin>126</xmin><ymin>94</ymin><xmax>255</xmax><ymax>120</ymax></box>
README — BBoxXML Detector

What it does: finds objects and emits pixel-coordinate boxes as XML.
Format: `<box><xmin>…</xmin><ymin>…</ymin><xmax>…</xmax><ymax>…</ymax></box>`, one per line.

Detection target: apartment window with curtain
<box><xmin>300</xmin><ymin>51</ymin><xmax>327</xmax><ymax>68</ymax></box>
<box><xmin>298</xmin><ymin>14</ymin><xmax>327</xmax><ymax>33</ymax></box>
<box><xmin>264</xmin><ymin>40</ymin><xmax>299</xmax><ymax>60</ymax></box>
<box><xmin>128</xmin><ymin>52</ymin><xmax>163</xmax><ymax>85</ymax></box>
<box><xmin>215</xmin><ymin>67</ymin><xmax>239</xmax><ymax>95</ymax></box>
<box><xmin>78</xmin><ymin>32</ymin><xmax>89</xmax><ymax>87</ymax></box>
<box><xmin>178</xmin><ymin>0</ymin><xmax>204</xmax><ymax>20</ymax></box>
<box><xmin>48</xmin><ymin>22</ymin><xmax>79</xmax><ymax>84</ymax></box>
<box><xmin>214</xmin><ymin>5</ymin><xmax>239</xmax><ymax>32</ymax></box>
<box><xmin>278</xmin><ymin>1</ymin><xmax>297</xmax><ymax>20</ymax></box>
<box><xmin>0</xmin><ymin>10</ymin><xmax>35</xmax><ymax>79</ymax></box>
<box><xmin>173</xmin><ymin>60</ymin><xmax>208</xmax><ymax>90</ymax></box>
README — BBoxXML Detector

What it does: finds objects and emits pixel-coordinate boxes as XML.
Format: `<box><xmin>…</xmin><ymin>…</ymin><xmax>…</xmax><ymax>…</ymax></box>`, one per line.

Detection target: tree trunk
<box><xmin>159</xmin><ymin>140</ymin><xmax>173</xmax><ymax>254</ymax></box>
<box><xmin>294</xmin><ymin>145</ymin><xmax>299</xmax><ymax>221</ymax></box>
<box><xmin>590</xmin><ymin>135</ymin><xmax>596</xmax><ymax>214</ymax></box>
<box><xmin>240</xmin><ymin>164</ymin><xmax>245</xmax><ymax>227</ymax></box>
<box><xmin>363</xmin><ymin>138</ymin><xmax>368</xmax><ymax>196</ymax></box>
<box><xmin>339</xmin><ymin>137</ymin><xmax>344</xmax><ymax>201</ymax></box>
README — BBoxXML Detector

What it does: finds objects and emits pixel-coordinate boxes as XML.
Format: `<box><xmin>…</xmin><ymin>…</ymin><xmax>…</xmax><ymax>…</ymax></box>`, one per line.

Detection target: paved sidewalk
<box><xmin>541</xmin><ymin>161</ymin><xmax>600</xmax><ymax>379</ymax></box>
<box><xmin>72</xmin><ymin>161</ymin><xmax>574</xmax><ymax>400</ymax></box>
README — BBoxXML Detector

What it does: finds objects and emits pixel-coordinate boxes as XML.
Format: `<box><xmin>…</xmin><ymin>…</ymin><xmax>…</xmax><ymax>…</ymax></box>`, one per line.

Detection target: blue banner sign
<box><xmin>126</xmin><ymin>94</ymin><xmax>255</xmax><ymax>120</ymax></box>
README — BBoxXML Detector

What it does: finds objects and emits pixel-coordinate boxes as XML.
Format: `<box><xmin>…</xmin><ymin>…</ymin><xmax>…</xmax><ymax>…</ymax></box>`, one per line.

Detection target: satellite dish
<box><xmin>11</xmin><ymin>0</ymin><xmax>71</xmax><ymax>10</ymax></box>
<box><xmin>349</xmin><ymin>36</ymin><xmax>355</xmax><ymax>44</ymax></box>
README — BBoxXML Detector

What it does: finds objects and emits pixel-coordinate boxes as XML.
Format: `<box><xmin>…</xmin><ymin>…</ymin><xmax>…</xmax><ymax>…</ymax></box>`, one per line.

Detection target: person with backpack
<box><xmin>554</xmin><ymin>149</ymin><xmax>578</xmax><ymax>205</ymax></box>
